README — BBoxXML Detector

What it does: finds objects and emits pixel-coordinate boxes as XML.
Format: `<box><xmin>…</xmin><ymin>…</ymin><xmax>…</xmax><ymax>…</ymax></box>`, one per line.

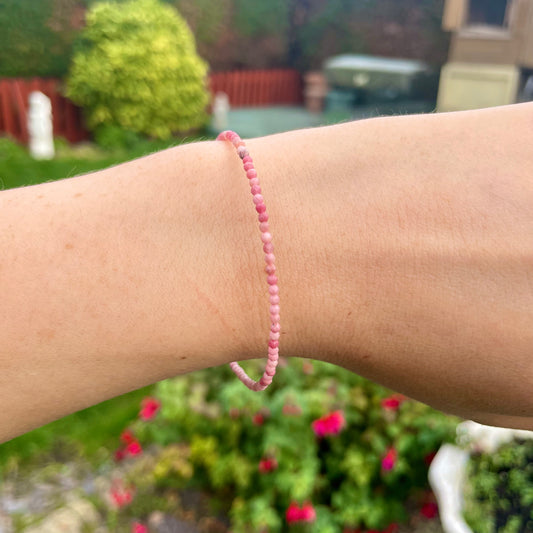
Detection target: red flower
<box><xmin>381</xmin><ymin>394</ymin><xmax>405</xmax><ymax>411</ymax></box>
<box><xmin>285</xmin><ymin>502</ymin><xmax>316</xmax><ymax>524</ymax></box>
<box><xmin>424</xmin><ymin>451</ymin><xmax>437</xmax><ymax>466</ymax></box>
<box><xmin>114</xmin><ymin>448</ymin><xmax>126</xmax><ymax>462</ymax></box>
<box><xmin>258</xmin><ymin>457</ymin><xmax>278</xmax><ymax>474</ymax></box>
<box><xmin>139</xmin><ymin>397</ymin><xmax>161</xmax><ymax>421</ymax></box>
<box><xmin>120</xmin><ymin>429</ymin><xmax>136</xmax><ymax>445</ymax></box>
<box><xmin>420</xmin><ymin>502</ymin><xmax>439</xmax><ymax>519</ymax></box>
<box><xmin>126</xmin><ymin>440</ymin><xmax>143</xmax><ymax>456</ymax></box>
<box><xmin>381</xmin><ymin>447</ymin><xmax>397</xmax><ymax>471</ymax></box>
<box><xmin>132</xmin><ymin>523</ymin><xmax>148</xmax><ymax>533</ymax></box>
<box><xmin>110</xmin><ymin>480</ymin><xmax>134</xmax><ymax>508</ymax></box>
<box><xmin>252</xmin><ymin>413</ymin><xmax>264</xmax><ymax>426</ymax></box>
<box><xmin>312</xmin><ymin>410</ymin><xmax>345</xmax><ymax>437</ymax></box>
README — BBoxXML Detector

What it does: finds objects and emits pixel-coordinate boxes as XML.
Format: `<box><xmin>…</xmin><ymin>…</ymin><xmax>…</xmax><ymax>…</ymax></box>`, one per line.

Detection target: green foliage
<box><xmin>463</xmin><ymin>439</ymin><xmax>533</xmax><ymax>533</ymax></box>
<box><xmin>0</xmin><ymin>0</ymin><xmax>78</xmax><ymax>77</ymax></box>
<box><xmin>123</xmin><ymin>358</ymin><xmax>457</xmax><ymax>532</ymax></box>
<box><xmin>66</xmin><ymin>0</ymin><xmax>209</xmax><ymax>139</ymax></box>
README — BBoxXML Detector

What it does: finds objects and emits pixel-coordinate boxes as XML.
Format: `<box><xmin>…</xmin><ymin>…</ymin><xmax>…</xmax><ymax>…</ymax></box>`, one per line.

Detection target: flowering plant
<box><xmin>112</xmin><ymin>358</ymin><xmax>457</xmax><ymax>532</ymax></box>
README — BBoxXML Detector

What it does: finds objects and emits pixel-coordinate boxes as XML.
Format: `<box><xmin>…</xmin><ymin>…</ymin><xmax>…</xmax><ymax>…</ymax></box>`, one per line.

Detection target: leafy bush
<box><xmin>112</xmin><ymin>358</ymin><xmax>457</xmax><ymax>532</ymax></box>
<box><xmin>67</xmin><ymin>0</ymin><xmax>209</xmax><ymax>139</ymax></box>
<box><xmin>464</xmin><ymin>439</ymin><xmax>533</xmax><ymax>533</ymax></box>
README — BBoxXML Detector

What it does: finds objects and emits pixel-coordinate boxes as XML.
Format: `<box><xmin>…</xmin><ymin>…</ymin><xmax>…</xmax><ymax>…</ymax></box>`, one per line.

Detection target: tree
<box><xmin>66</xmin><ymin>0</ymin><xmax>209</xmax><ymax>139</ymax></box>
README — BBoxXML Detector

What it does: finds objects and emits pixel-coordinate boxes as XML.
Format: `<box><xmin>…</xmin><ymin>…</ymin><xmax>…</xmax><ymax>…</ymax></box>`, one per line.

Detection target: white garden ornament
<box><xmin>28</xmin><ymin>91</ymin><xmax>55</xmax><ymax>160</ymax></box>
<box><xmin>429</xmin><ymin>420</ymin><xmax>533</xmax><ymax>533</ymax></box>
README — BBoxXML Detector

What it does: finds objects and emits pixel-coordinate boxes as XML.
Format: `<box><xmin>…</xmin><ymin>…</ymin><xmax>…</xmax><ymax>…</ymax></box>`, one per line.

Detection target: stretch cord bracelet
<box><xmin>217</xmin><ymin>130</ymin><xmax>280</xmax><ymax>392</ymax></box>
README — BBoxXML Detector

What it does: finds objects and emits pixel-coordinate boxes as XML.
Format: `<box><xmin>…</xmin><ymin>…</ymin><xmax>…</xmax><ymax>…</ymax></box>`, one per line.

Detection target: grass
<box><xmin>0</xmin><ymin>132</ymin><xmax>213</xmax><ymax>475</ymax></box>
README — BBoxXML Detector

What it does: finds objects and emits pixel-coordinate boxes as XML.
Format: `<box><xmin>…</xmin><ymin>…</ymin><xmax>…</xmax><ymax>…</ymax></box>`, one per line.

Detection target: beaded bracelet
<box><xmin>217</xmin><ymin>130</ymin><xmax>280</xmax><ymax>391</ymax></box>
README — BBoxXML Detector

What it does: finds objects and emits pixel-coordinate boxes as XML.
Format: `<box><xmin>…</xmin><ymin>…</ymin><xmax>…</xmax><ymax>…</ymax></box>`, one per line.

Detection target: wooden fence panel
<box><xmin>0</xmin><ymin>69</ymin><xmax>303</xmax><ymax>144</ymax></box>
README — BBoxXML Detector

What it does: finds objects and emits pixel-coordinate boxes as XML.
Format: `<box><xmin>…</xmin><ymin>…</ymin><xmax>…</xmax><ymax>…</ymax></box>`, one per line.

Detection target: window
<box><xmin>467</xmin><ymin>0</ymin><xmax>511</xmax><ymax>27</ymax></box>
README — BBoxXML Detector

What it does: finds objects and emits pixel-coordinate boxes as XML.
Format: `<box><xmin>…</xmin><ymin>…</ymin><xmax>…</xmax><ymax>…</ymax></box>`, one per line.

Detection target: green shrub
<box><xmin>115</xmin><ymin>358</ymin><xmax>458</xmax><ymax>532</ymax></box>
<box><xmin>66</xmin><ymin>0</ymin><xmax>209</xmax><ymax>139</ymax></box>
<box><xmin>464</xmin><ymin>439</ymin><xmax>533</xmax><ymax>533</ymax></box>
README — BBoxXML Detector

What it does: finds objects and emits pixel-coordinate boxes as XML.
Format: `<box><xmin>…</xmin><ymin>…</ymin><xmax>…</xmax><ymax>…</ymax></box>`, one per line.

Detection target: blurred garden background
<box><xmin>1</xmin><ymin>0</ymin><xmax>533</xmax><ymax>532</ymax></box>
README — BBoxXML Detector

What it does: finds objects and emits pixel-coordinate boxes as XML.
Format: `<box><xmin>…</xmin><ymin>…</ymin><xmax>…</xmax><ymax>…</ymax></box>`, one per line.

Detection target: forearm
<box><xmin>1</xmin><ymin>103</ymin><xmax>533</xmax><ymax>442</ymax></box>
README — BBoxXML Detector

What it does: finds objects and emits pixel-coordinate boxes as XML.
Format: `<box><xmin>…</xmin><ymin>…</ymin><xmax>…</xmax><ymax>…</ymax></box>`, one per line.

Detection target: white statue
<box><xmin>28</xmin><ymin>91</ymin><xmax>55</xmax><ymax>160</ymax></box>
<box><xmin>212</xmin><ymin>91</ymin><xmax>230</xmax><ymax>132</ymax></box>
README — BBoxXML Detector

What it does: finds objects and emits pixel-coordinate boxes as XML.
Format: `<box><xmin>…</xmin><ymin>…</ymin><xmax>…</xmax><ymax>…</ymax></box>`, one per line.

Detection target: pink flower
<box><xmin>381</xmin><ymin>447</ymin><xmax>397</xmax><ymax>471</ymax></box>
<box><xmin>120</xmin><ymin>429</ymin><xmax>136</xmax><ymax>444</ymax></box>
<box><xmin>132</xmin><ymin>523</ymin><xmax>148</xmax><ymax>533</ymax></box>
<box><xmin>420</xmin><ymin>502</ymin><xmax>438</xmax><ymax>519</ymax></box>
<box><xmin>381</xmin><ymin>394</ymin><xmax>405</xmax><ymax>411</ymax></box>
<box><xmin>285</xmin><ymin>502</ymin><xmax>316</xmax><ymax>524</ymax></box>
<box><xmin>283</xmin><ymin>404</ymin><xmax>302</xmax><ymax>416</ymax></box>
<box><xmin>110</xmin><ymin>480</ymin><xmax>134</xmax><ymax>508</ymax></box>
<box><xmin>139</xmin><ymin>397</ymin><xmax>161</xmax><ymax>421</ymax></box>
<box><xmin>258</xmin><ymin>457</ymin><xmax>278</xmax><ymax>474</ymax></box>
<box><xmin>312</xmin><ymin>410</ymin><xmax>345</xmax><ymax>437</ymax></box>
<box><xmin>126</xmin><ymin>440</ymin><xmax>143</xmax><ymax>456</ymax></box>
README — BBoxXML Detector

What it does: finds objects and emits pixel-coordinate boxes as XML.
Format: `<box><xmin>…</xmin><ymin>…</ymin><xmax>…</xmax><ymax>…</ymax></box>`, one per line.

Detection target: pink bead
<box><xmin>243</xmin><ymin>162</ymin><xmax>254</xmax><ymax>171</ymax></box>
<box><xmin>267</xmin><ymin>274</ymin><xmax>278</xmax><ymax>285</ymax></box>
<box><xmin>268</xmin><ymin>339</ymin><xmax>279</xmax><ymax>349</ymax></box>
<box><xmin>260</xmin><ymin>232</ymin><xmax>272</xmax><ymax>243</ymax></box>
<box><xmin>271</xmin><ymin>314</ymin><xmax>280</xmax><ymax>323</ymax></box>
<box><xmin>271</xmin><ymin>323</ymin><xmax>281</xmax><ymax>332</ymax></box>
<box><xmin>255</xmin><ymin>203</ymin><xmax>266</xmax><ymax>214</ymax></box>
<box><xmin>270</xmin><ymin>294</ymin><xmax>280</xmax><ymax>305</ymax></box>
<box><xmin>260</xmin><ymin>375</ymin><xmax>273</xmax><ymax>386</ymax></box>
<box><xmin>242</xmin><ymin>155</ymin><xmax>253</xmax><ymax>164</ymax></box>
<box><xmin>265</xmin><ymin>264</ymin><xmax>276</xmax><ymax>274</ymax></box>
<box><xmin>251</xmin><ymin>185</ymin><xmax>261</xmax><ymax>195</ymax></box>
<box><xmin>249</xmin><ymin>178</ymin><xmax>260</xmax><ymax>188</ymax></box>
<box><xmin>269</xmin><ymin>331</ymin><xmax>280</xmax><ymax>340</ymax></box>
<box><xmin>259</xmin><ymin>222</ymin><xmax>269</xmax><ymax>232</ymax></box>
<box><xmin>270</xmin><ymin>304</ymin><xmax>280</xmax><ymax>315</ymax></box>
<box><xmin>263</xmin><ymin>242</ymin><xmax>274</xmax><ymax>254</ymax></box>
<box><xmin>253</xmin><ymin>194</ymin><xmax>264</xmax><ymax>205</ymax></box>
<box><xmin>258</xmin><ymin>212</ymin><xmax>269</xmax><ymax>223</ymax></box>
<box><xmin>236</xmin><ymin>140</ymin><xmax>245</xmax><ymax>147</ymax></box>
<box><xmin>265</xmin><ymin>367</ymin><xmax>276</xmax><ymax>377</ymax></box>
<box><xmin>265</xmin><ymin>253</ymin><xmax>275</xmax><ymax>263</ymax></box>
<box><xmin>268</xmin><ymin>285</ymin><xmax>278</xmax><ymax>295</ymax></box>
<box><xmin>246</xmin><ymin>169</ymin><xmax>257</xmax><ymax>179</ymax></box>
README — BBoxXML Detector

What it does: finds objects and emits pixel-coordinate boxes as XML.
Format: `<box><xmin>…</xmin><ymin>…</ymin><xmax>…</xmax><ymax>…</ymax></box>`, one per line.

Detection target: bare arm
<box><xmin>1</xmin><ymin>102</ymin><xmax>533</xmax><ymax>442</ymax></box>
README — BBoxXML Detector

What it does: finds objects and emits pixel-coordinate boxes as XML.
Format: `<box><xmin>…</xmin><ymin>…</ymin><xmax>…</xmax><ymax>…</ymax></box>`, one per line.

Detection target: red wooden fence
<box><xmin>0</xmin><ymin>69</ymin><xmax>303</xmax><ymax>145</ymax></box>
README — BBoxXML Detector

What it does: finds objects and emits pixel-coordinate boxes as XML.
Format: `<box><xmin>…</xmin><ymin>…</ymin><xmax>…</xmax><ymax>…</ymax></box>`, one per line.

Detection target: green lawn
<box><xmin>0</xmin><ymin>133</ymin><xmax>211</xmax><ymax>474</ymax></box>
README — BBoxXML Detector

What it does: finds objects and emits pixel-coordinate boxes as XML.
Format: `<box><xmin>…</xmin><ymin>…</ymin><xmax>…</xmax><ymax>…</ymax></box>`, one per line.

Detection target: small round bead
<box><xmin>259</xmin><ymin>221</ymin><xmax>269</xmax><ymax>232</ymax></box>
<box><xmin>236</xmin><ymin>140</ymin><xmax>246</xmax><ymax>147</ymax></box>
<box><xmin>265</xmin><ymin>253</ymin><xmax>275</xmax><ymax>263</ymax></box>
<box><xmin>265</xmin><ymin>264</ymin><xmax>276</xmax><ymax>274</ymax></box>
<box><xmin>269</xmin><ymin>330</ymin><xmax>280</xmax><ymax>340</ymax></box>
<box><xmin>243</xmin><ymin>162</ymin><xmax>254</xmax><ymax>171</ymax></box>
<box><xmin>263</xmin><ymin>242</ymin><xmax>274</xmax><ymax>254</ymax></box>
<box><xmin>253</xmin><ymin>194</ymin><xmax>264</xmax><ymax>205</ymax></box>
<box><xmin>269</xmin><ymin>294</ymin><xmax>280</xmax><ymax>305</ymax></box>
<box><xmin>260</xmin><ymin>375</ymin><xmax>273</xmax><ymax>386</ymax></box>
<box><xmin>246</xmin><ymin>169</ymin><xmax>257</xmax><ymax>179</ymax></box>
<box><xmin>242</xmin><ymin>155</ymin><xmax>253</xmax><ymax>164</ymax></box>
<box><xmin>271</xmin><ymin>323</ymin><xmax>281</xmax><ymax>332</ymax></box>
<box><xmin>261</xmin><ymin>232</ymin><xmax>272</xmax><ymax>243</ymax></box>
<box><xmin>249</xmin><ymin>177</ymin><xmax>260</xmax><ymax>188</ymax></box>
<box><xmin>265</xmin><ymin>367</ymin><xmax>276</xmax><ymax>377</ymax></box>
<box><xmin>270</xmin><ymin>304</ymin><xmax>280</xmax><ymax>315</ymax></box>
<box><xmin>268</xmin><ymin>285</ymin><xmax>279</xmax><ymax>295</ymax></box>
<box><xmin>271</xmin><ymin>314</ymin><xmax>280</xmax><ymax>323</ymax></box>
<box><xmin>258</xmin><ymin>212</ymin><xmax>269</xmax><ymax>223</ymax></box>
<box><xmin>268</xmin><ymin>339</ymin><xmax>279</xmax><ymax>349</ymax></box>
<box><xmin>255</xmin><ymin>203</ymin><xmax>266</xmax><ymax>214</ymax></box>
<box><xmin>251</xmin><ymin>185</ymin><xmax>261</xmax><ymax>195</ymax></box>
<box><xmin>267</xmin><ymin>274</ymin><xmax>278</xmax><ymax>285</ymax></box>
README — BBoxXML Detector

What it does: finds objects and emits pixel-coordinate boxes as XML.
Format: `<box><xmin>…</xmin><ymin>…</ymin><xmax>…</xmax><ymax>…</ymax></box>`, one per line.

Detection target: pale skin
<box><xmin>1</xmin><ymin>102</ymin><xmax>533</xmax><ymax>443</ymax></box>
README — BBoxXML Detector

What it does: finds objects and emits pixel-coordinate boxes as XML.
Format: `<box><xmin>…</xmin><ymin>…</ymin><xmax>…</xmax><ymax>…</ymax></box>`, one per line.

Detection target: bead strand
<box><xmin>217</xmin><ymin>130</ymin><xmax>280</xmax><ymax>391</ymax></box>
